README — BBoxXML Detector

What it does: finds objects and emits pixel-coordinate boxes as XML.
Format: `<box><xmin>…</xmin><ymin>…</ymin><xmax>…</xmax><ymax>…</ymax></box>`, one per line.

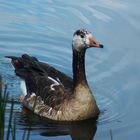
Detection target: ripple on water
<box><xmin>89</xmin><ymin>57</ymin><xmax>129</xmax><ymax>125</ymax></box>
<box><xmin>0</xmin><ymin>0</ymin><xmax>140</xmax><ymax>139</ymax></box>
<box><xmin>95</xmin><ymin>83</ymin><xmax>125</xmax><ymax>125</ymax></box>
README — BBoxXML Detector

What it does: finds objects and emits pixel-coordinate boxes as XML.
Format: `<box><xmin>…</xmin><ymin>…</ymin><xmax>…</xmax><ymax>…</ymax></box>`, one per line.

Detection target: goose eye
<box><xmin>80</xmin><ymin>34</ymin><xmax>84</xmax><ymax>38</ymax></box>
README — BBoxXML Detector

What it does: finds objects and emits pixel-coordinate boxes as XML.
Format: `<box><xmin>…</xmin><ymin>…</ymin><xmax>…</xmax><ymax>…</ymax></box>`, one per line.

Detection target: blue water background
<box><xmin>0</xmin><ymin>0</ymin><xmax>140</xmax><ymax>140</ymax></box>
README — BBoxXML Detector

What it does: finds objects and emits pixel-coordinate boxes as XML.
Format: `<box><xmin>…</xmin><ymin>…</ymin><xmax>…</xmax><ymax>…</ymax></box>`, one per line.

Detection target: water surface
<box><xmin>0</xmin><ymin>0</ymin><xmax>140</xmax><ymax>140</ymax></box>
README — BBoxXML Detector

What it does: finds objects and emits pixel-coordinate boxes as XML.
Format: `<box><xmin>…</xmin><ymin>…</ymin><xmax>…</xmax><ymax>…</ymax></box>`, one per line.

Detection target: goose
<box><xmin>6</xmin><ymin>29</ymin><xmax>103</xmax><ymax>121</ymax></box>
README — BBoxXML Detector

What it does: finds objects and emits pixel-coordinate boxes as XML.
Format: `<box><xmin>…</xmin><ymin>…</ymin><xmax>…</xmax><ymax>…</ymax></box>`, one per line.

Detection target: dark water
<box><xmin>0</xmin><ymin>0</ymin><xmax>140</xmax><ymax>140</ymax></box>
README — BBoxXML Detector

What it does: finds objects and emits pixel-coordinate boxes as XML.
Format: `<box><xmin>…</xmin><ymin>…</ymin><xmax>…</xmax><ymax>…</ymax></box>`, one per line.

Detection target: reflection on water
<box><xmin>0</xmin><ymin>0</ymin><xmax>140</xmax><ymax>140</ymax></box>
<box><xmin>15</xmin><ymin>109</ymin><xmax>97</xmax><ymax>140</ymax></box>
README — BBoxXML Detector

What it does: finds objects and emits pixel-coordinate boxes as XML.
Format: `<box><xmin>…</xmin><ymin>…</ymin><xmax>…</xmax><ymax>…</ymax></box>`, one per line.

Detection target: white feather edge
<box><xmin>48</xmin><ymin>76</ymin><xmax>60</xmax><ymax>91</ymax></box>
<box><xmin>20</xmin><ymin>76</ymin><xmax>61</xmax><ymax>96</ymax></box>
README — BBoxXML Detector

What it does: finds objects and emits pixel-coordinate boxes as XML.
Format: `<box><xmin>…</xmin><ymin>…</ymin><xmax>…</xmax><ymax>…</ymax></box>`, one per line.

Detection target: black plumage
<box><xmin>6</xmin><ymin>54</ymin><xmax>73</xmax><ymax>110</ymax></box>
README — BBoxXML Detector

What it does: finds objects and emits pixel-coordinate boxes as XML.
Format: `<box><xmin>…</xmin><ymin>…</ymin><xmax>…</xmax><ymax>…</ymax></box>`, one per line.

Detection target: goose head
<box><xmin>72</xmin><ymin>29</ymin><xmax>103</xmax><ymax>51</ymax></box>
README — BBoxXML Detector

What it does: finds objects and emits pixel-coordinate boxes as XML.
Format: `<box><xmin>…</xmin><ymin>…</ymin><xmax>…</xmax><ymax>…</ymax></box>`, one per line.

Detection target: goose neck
<box><xmin>72</xmin><ymin>48</ymin><xmax>88</xmax><ymax>89</ymax></box>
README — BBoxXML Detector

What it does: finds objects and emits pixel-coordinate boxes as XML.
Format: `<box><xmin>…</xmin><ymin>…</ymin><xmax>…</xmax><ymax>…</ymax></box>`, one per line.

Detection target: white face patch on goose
<box><xmin>48</xmin><ymin>76</ymin><xmax>60</xmax><ymax>91</ymax></box>
<box><xmin>72</xmin><ymin>29</ymin><xmax>93</xmax><ymax>51</ymax></box>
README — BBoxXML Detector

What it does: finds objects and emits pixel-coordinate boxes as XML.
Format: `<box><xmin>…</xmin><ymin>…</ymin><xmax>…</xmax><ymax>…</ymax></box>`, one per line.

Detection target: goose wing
<box><xmin>6</xmin><ymin>54</ymin><xmax>73</xmax><ymax>109</ymax></box>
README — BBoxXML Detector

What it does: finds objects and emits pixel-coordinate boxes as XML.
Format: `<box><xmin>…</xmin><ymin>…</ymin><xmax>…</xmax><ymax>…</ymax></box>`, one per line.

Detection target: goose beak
<box><xmin>88</xmin><ymin>37</ymin><xmax>104</xmax><ymax>48</ymax></box>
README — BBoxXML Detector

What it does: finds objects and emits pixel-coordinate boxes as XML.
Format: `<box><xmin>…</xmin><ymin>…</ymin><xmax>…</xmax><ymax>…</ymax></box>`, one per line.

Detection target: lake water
<box><xmin>0</xmin><ymin>0</ymin><xmax>140</xmax><ymax>140</ymax></box>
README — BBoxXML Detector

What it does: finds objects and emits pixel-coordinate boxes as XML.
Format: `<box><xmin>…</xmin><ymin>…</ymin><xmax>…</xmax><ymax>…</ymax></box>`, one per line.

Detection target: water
<box><xmin>0</xmin><ymin>0</ymin><xmax>140</xmax><ymax>139</ymax></box>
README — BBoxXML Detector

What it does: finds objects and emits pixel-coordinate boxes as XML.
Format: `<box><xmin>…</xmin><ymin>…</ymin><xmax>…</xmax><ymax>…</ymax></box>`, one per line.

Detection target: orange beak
<box><xmin>88</xmin><ymin>37</ymin><xmax>103</xmax><ymax>48</ymax></box>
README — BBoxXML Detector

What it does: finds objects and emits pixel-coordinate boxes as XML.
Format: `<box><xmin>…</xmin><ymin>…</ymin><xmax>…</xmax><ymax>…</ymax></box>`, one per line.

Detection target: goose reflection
<box><xmin>40</xmin><ymin>118</ymin><xmax>97</xmax><ymax>140</ymax></box>
<box><xmin>15</xmin><ymin>108</ymin><xmax>98</xmax><ymax>140</ymax></box>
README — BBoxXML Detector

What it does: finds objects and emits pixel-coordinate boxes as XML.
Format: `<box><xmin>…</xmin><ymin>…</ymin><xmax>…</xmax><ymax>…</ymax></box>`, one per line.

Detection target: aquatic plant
<box><xmin>109</xmin><ymin>129</ymin><xmax>113</xmax><ymax>140</ymax></box>
<box><xmin>0</xmin><ymin>75</ymin><xmax>5</xmax><ymax>140</ymax></box>
<box><xmin>0</xmin><ymin>75</ymin><xmax>14</xmax><ymax>140</ymax></box>
<box><xmin>0</xmin><ymin>75</ymin><xmax>31</xmax><ymax>140</ymax></box>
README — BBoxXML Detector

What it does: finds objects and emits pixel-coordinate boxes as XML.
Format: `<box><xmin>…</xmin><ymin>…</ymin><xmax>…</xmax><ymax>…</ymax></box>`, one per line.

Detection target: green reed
<box><xmin>0</xmin><ymin>74</ymin><xmax>14</xmax><ymax>140</ymax></box>
<box><xmin>0</xmin><ymin>75</ymin><xmax>31</xmax><ymax>140</ymax></box>
<box><xmin>0</xmin><ymin>75</ymin><xmax>5</xmax><ymax>140</ymax></box>
<box><xmin>109</xmin><ymin>129</ymin><xmax>113</xmax><ymax>140</ymax></box>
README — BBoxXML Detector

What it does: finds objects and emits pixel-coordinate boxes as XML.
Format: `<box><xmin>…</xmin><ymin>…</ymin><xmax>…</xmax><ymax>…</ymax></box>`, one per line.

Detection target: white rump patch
<box><xmin>48</xmin><ymin>76</ymin><xmax>60</xmax><ymax>91</ymax></box>
<box><xmin>20</xmin><ymin>79</ymin><xmax>27</xmax><ymax>96</ymax></box>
